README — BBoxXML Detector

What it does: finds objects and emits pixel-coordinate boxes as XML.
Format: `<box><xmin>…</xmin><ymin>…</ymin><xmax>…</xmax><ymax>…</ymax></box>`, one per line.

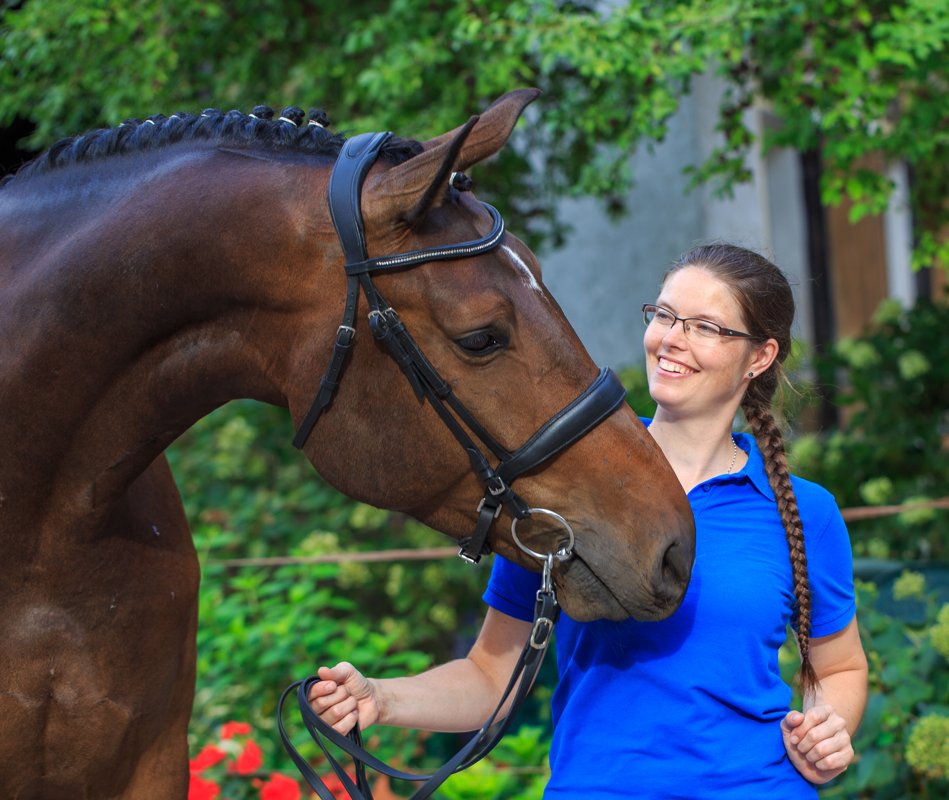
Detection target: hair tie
<box><xmin>307</xmin><ymin>109</ymin><xmax>330</xmax><ymax>128</ymax></box>
<box><xmin>449</xmin><ymin>171</ymin><xmax>473</xmax><ymax>191</ymax></box>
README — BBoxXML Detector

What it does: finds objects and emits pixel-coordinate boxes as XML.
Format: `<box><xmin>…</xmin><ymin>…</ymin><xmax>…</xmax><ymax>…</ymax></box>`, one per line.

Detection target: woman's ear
<box><xmin>748</xmin><ymin>338</ymin><xmax>780</xmax><ymax>378</ymax></box>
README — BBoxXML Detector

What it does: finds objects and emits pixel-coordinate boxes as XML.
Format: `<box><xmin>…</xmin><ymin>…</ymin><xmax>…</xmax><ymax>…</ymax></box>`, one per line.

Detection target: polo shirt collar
<box><xmin>638</xmin><ymin>418</ymin><xmax>776</xmax><ymax>503</ymax></box>
<box><xmin>733</xmin><ymin>431</ymin><xmax>776</xmax><ymax>502</ymax></box>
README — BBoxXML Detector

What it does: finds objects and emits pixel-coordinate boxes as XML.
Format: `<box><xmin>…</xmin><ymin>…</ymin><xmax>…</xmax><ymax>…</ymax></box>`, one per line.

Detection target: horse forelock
<box><xmin>1</xmin><ymin>108</ymin><xmax>424</xmax><ymax>186</ymax></box>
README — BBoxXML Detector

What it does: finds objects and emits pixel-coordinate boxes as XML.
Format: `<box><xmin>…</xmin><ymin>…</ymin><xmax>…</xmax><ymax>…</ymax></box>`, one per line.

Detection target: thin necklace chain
<box><xmin>726</xmin><ymin>436</ymin><xmax>738</xmax><ymax>474</ymax></box>
<box><xmin>645</xmin><ymin>423</ymin><xmax>739</xmax><ymax>475</ymax></box>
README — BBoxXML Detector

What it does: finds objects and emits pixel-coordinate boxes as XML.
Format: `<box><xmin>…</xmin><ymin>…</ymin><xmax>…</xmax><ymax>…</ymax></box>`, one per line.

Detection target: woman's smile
<box><xmin>656</xmin><ymin>356</ymin><xmax>696</xmax><ymax>376</ymax></box>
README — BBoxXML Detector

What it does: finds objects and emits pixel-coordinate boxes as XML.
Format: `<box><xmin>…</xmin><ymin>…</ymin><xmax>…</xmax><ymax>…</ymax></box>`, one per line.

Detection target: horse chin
<box><xmin>555</xmin><ymin>553</ymin><xmax>686</xmax><ymax>623</ymax></box>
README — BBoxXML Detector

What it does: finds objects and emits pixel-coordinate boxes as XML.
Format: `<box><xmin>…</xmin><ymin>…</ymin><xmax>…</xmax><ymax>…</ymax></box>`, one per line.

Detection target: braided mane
<box><xmin>1</xmin><ymin>105</ymin><xmax>423</xmax><ymax>186</ymax></box>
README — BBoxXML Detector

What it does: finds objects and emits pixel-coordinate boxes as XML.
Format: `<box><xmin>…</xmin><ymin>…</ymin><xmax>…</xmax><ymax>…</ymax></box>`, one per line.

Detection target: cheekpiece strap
<box><xmin>293</xmin><ymin>132</ymin><xmax>393</xmax><ymax>449</ymax></box>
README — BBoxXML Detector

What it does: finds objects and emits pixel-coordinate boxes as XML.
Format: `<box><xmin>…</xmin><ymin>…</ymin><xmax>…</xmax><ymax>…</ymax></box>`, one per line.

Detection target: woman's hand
<box><xmin>307</xmin><ymin>662</ymin><xmax>379</xmax><ymax>735</ymax></box>
<box><xmin>781</xmin><ymin>704</ymin><xmax>854</xmax><ymax>784</ymax></box>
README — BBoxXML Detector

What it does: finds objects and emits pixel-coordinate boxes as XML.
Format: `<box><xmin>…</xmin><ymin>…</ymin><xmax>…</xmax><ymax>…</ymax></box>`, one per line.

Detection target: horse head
<box><xmin>286</xmin><ymin>90</ymin><xmax>694</xmax><ymax>622</ymax></box>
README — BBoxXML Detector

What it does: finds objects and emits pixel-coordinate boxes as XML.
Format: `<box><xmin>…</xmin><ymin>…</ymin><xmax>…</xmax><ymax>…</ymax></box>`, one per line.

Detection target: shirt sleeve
<box><xmin>794</xmin><ymin>477</ymin><xmax>857</xmax><ymax>638</ymax></box>
<box><xmin>482</xmin><ymin>555</ymin><xmax>542</xmax><ymax>622</ymax></box>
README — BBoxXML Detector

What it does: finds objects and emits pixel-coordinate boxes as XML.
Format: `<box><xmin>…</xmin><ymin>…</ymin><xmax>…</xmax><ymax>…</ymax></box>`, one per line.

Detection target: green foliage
<box><xmin>1</xmin><ymin>1</ymin><xmax>944</xmax><ymax>263</ymax></box>
<box><xmin>933</xmin><ymin>605</ymin><xmax>949</xmax><ymax>661</ymax></box>
<box><xmin>818</xmin><ymin>579</ymin><xmax>949</xmax><ymax>799</ymax></box>
<box><xmin>617</xmin><ymin>364</ymin><xmax>657</xmax><ymax>419</ymax></box>
<box><xmin>167</xmin><ymin>399</ymin><xmax>489</xmax><ymax>777</ymax></box>
<box><xmin>788</xmin><ymin>297</ymin><xmax>949</xmax><ymax>560</ymax></box>
<box><xmin>436</xmin><ymin>726</ymin><xmax>549</xmax><ymax>800</ymax></box>
<box><xmin>704</xmin><ymin>0</ymin><xmax>949</xmax><ymax>269</ymax></box>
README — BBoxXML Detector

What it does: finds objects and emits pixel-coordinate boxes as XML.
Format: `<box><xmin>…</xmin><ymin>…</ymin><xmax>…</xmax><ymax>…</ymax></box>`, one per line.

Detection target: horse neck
<box><xmin>0</xmin><ymin>150</ymin><xmax>336</xmax><ymax>523</ymax></box>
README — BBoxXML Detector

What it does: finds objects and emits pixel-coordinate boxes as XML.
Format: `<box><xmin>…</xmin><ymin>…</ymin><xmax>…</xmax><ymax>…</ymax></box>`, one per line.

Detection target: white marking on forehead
<box><xmin>501</xmin><ymin>244</ymin><xmax>545</xmax><ymax>297</ymax></box>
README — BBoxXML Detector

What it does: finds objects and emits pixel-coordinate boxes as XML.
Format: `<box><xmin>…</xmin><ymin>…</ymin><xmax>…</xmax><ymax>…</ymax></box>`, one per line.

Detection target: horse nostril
<box><xmin>660</xmin><ymin>538</ymin><xmax>692</xmax><ymax>589</ymax></box>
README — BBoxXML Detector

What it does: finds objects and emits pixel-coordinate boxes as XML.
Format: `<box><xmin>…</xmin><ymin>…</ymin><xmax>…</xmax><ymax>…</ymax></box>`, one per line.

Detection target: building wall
<box><xmin>536</xmin><ymin>74</ymin><xmax>915</xmax><ymax>370</ymax></box>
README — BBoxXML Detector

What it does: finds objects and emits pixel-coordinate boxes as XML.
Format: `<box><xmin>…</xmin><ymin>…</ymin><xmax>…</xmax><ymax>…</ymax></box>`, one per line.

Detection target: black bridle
<box><xmin>280</xmin><ymin>131</ymin><xmax>628</xmax><ymax>798</ymax></box>
<box><xmin>291</xmin><ymin>130</ymin><xmax>627</xmax><ymax>563</ymax></box>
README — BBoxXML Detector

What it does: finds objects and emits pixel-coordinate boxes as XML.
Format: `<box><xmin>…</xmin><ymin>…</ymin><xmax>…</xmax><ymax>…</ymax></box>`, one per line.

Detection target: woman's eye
<box><xmin>693</xmin><ymin>320</ymin><xmax>721</xmax><ymax>337</ymax></box>
<box><xmin>456</xmin><ymin>330</ymin><xmax>502</xmax><ymax>355</ymax></box>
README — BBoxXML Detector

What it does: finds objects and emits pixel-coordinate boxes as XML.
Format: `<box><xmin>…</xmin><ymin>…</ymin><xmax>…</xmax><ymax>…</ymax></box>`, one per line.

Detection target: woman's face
<box><xmin>643</xmin><ymin>266</ymin><xmax>774</xmax><ymax>418</ymax></box>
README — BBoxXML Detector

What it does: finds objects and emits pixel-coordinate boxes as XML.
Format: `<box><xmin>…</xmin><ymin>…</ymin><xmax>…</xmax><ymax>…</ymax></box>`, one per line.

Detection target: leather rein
<box><xmin>279</xmin><ymin>131</ymin><xmax>628</xmax><ymax>798</ymax></box>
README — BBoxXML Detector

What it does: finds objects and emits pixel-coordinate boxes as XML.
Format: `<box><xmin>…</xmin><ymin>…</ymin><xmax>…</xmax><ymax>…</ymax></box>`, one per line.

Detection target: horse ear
<box><xmin>366</xmin><ymin>88</ymin><xmax>541</xmax><ymax>227</ymax></box>
<box><xmin>423</xmin><ymin>88</ymin><xmax>541</xmax><ymax>170</ymax></box>
<box><xmin>365</xmin><ymin>115</ymin><xmax>480</xmax><ymax>228</ymax></box>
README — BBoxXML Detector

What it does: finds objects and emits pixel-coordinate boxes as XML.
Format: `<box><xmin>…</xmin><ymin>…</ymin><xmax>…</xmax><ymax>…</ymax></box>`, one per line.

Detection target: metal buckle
<box><xmin>457</xmin><ymin>548</ymin><xmax>482</xmax><ymax>565</ymax></box>
<box><xmin>529</xmin><ymin>556</ymin><xmax>558</xmax><ymax>648</ymax></box>
<box><xmin>530</xmin><ymin>615</ymin><xmax>554</xmax><ymax>649</ymax></box>
<box><xmin>336</xmin><ymin>325</ymin><xmax>355</xmax><ymax>345</ymax></box>
<box><xmin>476</xmin><ymin>497</ymin><xmax>504</xmax><ymax>518</ymax></box>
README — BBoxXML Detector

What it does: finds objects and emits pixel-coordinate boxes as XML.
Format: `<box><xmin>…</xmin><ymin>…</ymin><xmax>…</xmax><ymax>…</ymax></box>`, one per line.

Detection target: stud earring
<box><xmin>748</xmin><ymin>371</ymin><xmax>754</xmax><ymax>378</ymax></box>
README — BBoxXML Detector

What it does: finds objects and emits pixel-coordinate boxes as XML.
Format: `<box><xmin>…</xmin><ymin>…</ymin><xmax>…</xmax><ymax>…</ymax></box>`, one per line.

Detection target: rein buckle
<box><xmin>336</xmin><ymin>325</ymin><xmax>355</xmax><ymax>346</ymax></box>
<box><xmin>530</xmin><ymin>614</ymin><xmax>555</xmax><ymax>650</ymax></box>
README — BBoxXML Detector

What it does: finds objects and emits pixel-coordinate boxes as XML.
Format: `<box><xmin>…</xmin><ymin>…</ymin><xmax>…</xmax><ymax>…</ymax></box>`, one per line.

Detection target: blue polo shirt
<box><xmin>483</xmin><ymin>430</ymin><xmax>856</xmax><ymax>799</ymax></box>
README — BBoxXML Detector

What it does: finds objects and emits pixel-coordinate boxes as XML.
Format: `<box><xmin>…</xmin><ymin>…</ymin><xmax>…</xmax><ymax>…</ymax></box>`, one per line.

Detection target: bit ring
<box><xmin>511</xmin><ymin>508</ymin><xmax>575</xmax><ymax>562</ymax></box>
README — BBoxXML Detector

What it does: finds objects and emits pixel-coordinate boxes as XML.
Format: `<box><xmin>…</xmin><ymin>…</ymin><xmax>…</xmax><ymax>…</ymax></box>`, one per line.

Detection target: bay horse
<box><xmin>0</xmin><ymin>88</ymin><xmax>694</xmax><ymax>799</ymax></box>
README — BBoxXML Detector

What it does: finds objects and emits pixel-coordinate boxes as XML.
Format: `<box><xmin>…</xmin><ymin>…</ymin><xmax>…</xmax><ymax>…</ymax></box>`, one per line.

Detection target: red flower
<box><xmin>188</xmin><ymin>773</ymin><xmax>221</xmax><ymax>800</ymax></box>
<box><xmin>258</xmin><ymin>772</ymin><xmax>302</xmax><ymax>800</ymax></box>
<box><xmin>190</xmin><ymin>745</ymin><xmax>227</xmax><ymax>772</ymax></box>
<box><xmin>220</xmin><ymin>720</ymin><xmax>253</xmax><ymax>739</ymax></box>
<box><xmin>320</xmin><ymin>771</ymin><xmax>357</xmax><ymax>799</ymax></box>
<box><xmin>230</xmin><ymin>738</ymin><xmax>263</xmax><ymax>775</ymax></box>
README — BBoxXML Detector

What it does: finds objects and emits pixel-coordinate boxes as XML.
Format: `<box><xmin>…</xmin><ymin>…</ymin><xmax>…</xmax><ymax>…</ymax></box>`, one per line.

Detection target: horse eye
<box><xmin>455</xmin><ymin>330</ymin><xmax>502</xmax><ymax>355</ymax></box>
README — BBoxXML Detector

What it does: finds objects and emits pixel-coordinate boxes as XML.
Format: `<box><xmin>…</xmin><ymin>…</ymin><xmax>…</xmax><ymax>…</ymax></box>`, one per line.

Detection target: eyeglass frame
<box><xmin>641</xmin><ymin>303</ymin><xmax>764</xmax><ymax>342</ymax></box>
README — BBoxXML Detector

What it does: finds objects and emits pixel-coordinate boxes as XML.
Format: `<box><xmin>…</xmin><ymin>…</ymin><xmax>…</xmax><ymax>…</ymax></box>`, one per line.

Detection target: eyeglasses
<box><xmin>641</xmin><ymin>304</ymin><xmax>762</xmax><ymax>343</ymax></box>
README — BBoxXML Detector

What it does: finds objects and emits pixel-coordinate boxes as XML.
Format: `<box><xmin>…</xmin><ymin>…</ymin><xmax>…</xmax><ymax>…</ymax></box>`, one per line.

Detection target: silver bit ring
<box><xmin>511</xmin><ymin>508</ymin><xmax>575</xmax><ymax>562</ymax></box>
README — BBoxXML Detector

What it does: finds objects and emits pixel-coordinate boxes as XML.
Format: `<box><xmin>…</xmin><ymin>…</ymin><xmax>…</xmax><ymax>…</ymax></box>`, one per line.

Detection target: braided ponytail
<box><xmin>669</xmin><ymin>243</ymin><xmax>818</xmax><ymax>695</ymax></box>
<box><xmin>742</xmin><ymin>396</ymin><xmax>818</xmax><ymax>694</ymax></box>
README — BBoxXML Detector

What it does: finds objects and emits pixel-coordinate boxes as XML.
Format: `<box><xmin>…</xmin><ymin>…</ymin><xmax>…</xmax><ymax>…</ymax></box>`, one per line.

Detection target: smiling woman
<box><xmin>310</xmin><ymin>243</ymin><xmax>870</xmax><ymax>799</ymax></box>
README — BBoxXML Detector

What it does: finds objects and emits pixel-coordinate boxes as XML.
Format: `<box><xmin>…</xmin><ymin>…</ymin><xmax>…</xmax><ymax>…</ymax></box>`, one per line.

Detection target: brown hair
<box><xmin>667</xmin><ymin>243</ymin><xmax>818</xmax><ymax>694</ymax></box>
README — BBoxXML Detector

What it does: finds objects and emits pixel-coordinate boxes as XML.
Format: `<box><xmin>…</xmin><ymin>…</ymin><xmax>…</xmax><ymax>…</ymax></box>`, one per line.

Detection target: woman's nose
<box><xmin>661</xmin><ymin>319</ymin><xmax>689</xmax><ymax>346</ymax></box>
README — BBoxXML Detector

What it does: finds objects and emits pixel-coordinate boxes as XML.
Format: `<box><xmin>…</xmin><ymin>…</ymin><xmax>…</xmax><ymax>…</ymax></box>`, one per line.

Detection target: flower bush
<box><xmin>188</xmin><ymin>721</ymin><xmax>304</xmax><ymax>800</ymax></box>
<box><xmin>817</xmin><ymin>576</ymin><xmax>949</xmax><ymax>798</ymax></box>
<box><xmin>793</xmin><ymin>298</ymin><xmax>948</xmax><ymax>561</ymax></box>
<box><xmin>905</xmin><ymin>715</ymin><xmax>949</xmax><ymax>781</ymax></box>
